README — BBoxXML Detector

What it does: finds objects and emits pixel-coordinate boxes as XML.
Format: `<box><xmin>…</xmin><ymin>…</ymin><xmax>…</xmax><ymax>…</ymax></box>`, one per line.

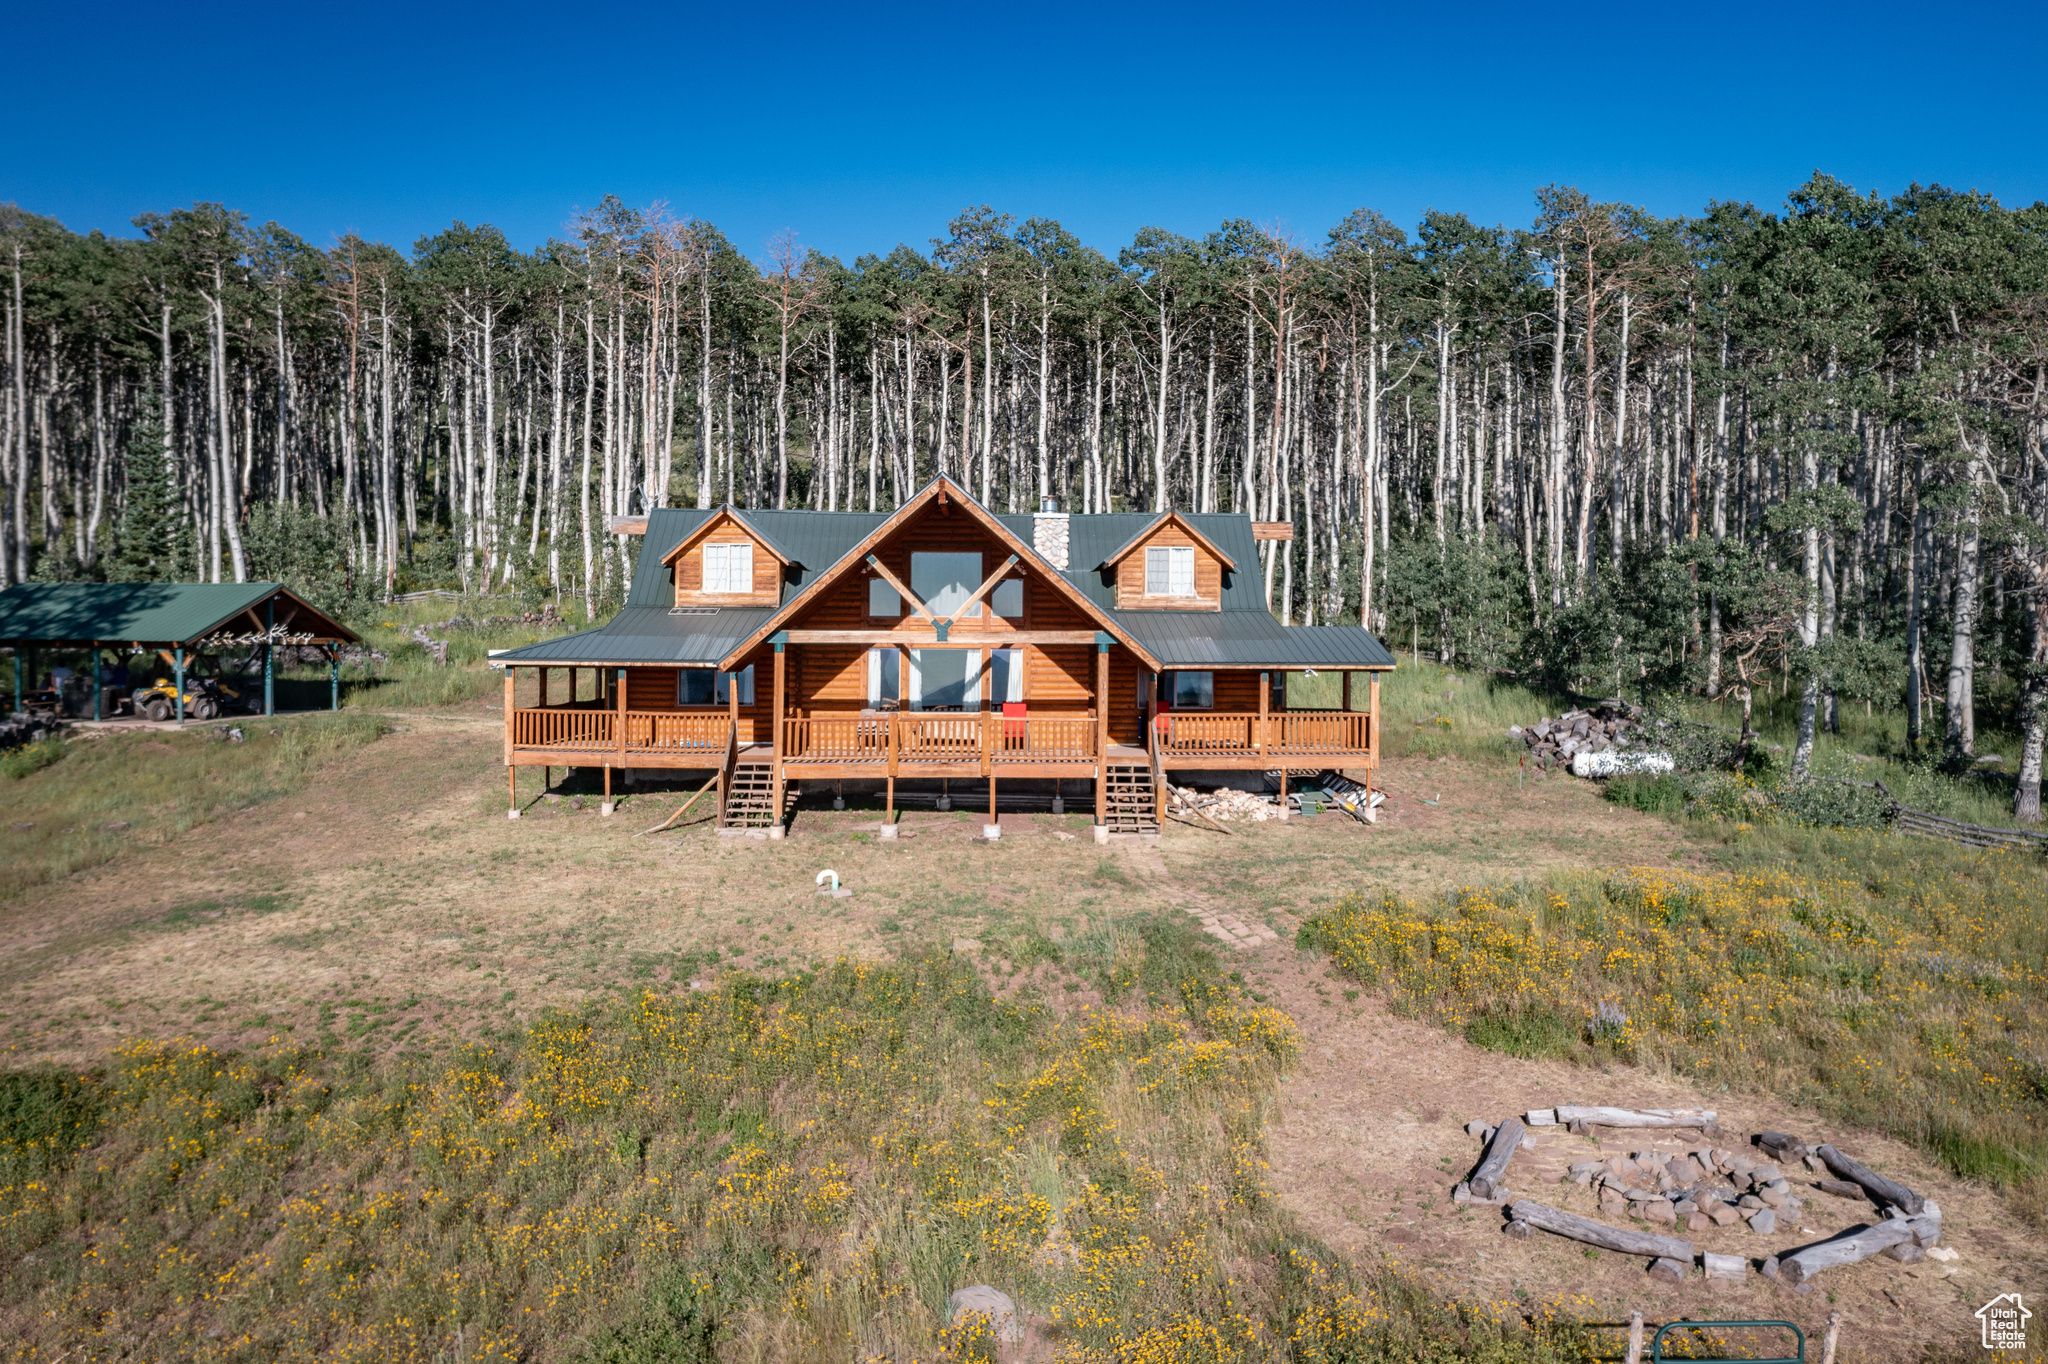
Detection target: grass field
<box><xmin>1</xmin><ymin>649</ymin><xmax>2040</xmax><ymax>1360</ymax></box>
<box><xmin>0</xmin><ymin>712</ymin><xmax>390</xmax><ymax>900</ymax></box>
<box><xmin>0</xmin><ymin>929</ymin><xmax>1603</xmax><ymax>1364</ymax></box>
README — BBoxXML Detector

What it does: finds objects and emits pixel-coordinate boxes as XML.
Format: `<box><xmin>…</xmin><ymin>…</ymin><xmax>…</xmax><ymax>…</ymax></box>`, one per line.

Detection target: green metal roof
<box><xmin>493</xmin><ymin>606</ymin><xmax>781</xmax><ymax>665</ymax></box>
<box><xmin>0</xmin><ymin>582</ymin><xmax>358</xmax><ymax>647</ymax></box>
<box><xmin>1110</xmin><ymin>610</ymin><xmax>1397</xmax><ymax>668</ymax></box>
<box><xmin>625</xmin><ymin>508</ymin><xmax>893</xmax><ymax>608</ymax></box>
<box><xmin>536</xmin><ymin>497</ymin><xmax>1396</xmax><ymax>670</ymax></box>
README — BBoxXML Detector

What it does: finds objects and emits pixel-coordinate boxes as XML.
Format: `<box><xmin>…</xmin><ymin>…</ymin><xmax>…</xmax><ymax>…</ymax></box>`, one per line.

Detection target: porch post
<box><xmin>93</xmin><ymin>645</ymin><xmax>103</xmax><ymax>721</ymax></box>
<box><xmin>1094</xmin><ymin>633</ymin><xmax>1111</xmax><ymax>826</ymax></box>
<box><xmin>616</xmin><ymin>667</ymin><xmax>628</xmax><ymax>768</ymax></box>
<box><xmin>11</xmin><ymin>649</ymin><xmax>19</xmax><ymax>715</ymax></box>
<box><xmin>1369</xmin><ymin>673</ymin><xmax>1381</xmax><ymax>780</ymax></box>
<box><xmin>175</xmin><ymin>647</ymin><xmax>186</xmax><ymax>725</ymax></box>
<box><xmin>328</xmin><ymin>645</ymin><xmax>338</xmax><ymax>710</ymax></box>
<box><xmin>770</xmin><ymin>632</ymin><xmax>788</xmax><ymax>837</ymax></box>
<box><xmin>264</xmin><ymin>598</ymin><xmax>275</xmax><ymax>717</ymax></box>
<box><xmin>503</xmin><ymin>666</ymin><xmax>516</xmax><ymax>769</ymax></box>
<box><xmin>1257</xmin><ymin>670</ymin><xmax>1268</xmax><ymax>759</ymax></box>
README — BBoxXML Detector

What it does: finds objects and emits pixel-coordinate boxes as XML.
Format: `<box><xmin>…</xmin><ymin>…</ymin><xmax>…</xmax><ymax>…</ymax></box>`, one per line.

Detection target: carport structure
<box><xmin>0</xmin><ymin>582</ymin><xmax>359</xmax><ymax>723</ymax></box>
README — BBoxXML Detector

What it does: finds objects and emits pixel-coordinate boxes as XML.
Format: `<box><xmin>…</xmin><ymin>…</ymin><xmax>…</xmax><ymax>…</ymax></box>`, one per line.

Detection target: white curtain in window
<box><xmin>1145</xmin><ymin>546</ymin><xmax>1194</xmax><ymax>596</ymax></box>
<box><xmin>704</xmin><ymin>542</ymin><xmax>753</xmax><ymax>593</ymax></box>
<box><xmin>865</xmin><ymin>648</ymin><xmax>900</xmax><ymax>706</ymax></box>
<box><xmin>990</xmin><ymin>648</ymin><xmax>1024</xmax><ymax>703</ymax></box>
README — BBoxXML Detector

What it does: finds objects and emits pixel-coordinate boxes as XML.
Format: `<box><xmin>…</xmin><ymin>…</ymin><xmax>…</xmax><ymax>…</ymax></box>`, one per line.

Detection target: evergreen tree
<box><xmin>108</xmin><ymin>386</ymin><xmax>184</xmax><ymax>583</ymax></box>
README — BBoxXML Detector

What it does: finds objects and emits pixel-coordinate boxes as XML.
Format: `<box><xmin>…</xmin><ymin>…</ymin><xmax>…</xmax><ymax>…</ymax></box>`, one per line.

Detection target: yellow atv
<box><xmin>134</xmin><ymin>674</ymin><xmax>244</xmax><ymax>722</ymax></box>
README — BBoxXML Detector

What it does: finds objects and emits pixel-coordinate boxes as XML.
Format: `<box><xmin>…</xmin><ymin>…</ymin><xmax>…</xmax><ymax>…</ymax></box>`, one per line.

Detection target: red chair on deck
<box><xmin>1001</xmin><ymin>701</ymin><xmax>1028</xmax><ymax>741</ymax></box>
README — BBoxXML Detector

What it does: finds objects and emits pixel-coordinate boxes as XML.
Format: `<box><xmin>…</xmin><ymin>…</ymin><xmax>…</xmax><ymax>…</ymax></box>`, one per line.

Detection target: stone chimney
<box><xmin>1032</xmin><ymin>498</ymin><xmax>1069</xmax><ymax>570</ymax></box>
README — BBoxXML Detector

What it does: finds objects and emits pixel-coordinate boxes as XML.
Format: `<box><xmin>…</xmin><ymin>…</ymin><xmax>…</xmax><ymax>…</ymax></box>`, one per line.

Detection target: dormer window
<box><xmin>1145</xmin><ymin>546</ymin><xmax>1195</xmax><ymax>597</ymax></box>
<box><xmin>703</xmin><ymin>542</ymin><xmax>753</xmax><ymax>595</ymax></box>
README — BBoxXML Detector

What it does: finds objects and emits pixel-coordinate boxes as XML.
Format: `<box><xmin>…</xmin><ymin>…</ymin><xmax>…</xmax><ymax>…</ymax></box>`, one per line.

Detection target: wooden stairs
<box><xmin>1102</xmin><ymin>763</ymin><xmax>1160</xmax><ymax>834</ymax></box>
<box><xmin>720</xmin><ymin>760</ymin><xmax>784</xmax><ymax>830</ymax></box>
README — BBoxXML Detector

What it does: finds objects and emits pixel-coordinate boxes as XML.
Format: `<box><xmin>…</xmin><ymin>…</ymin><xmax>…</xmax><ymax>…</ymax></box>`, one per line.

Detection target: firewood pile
<box><xmin>1451</xmin><ymin>1108</ymin><xmax>1944</xmax><ymax>1289</ymax></box>
<box><xmin>1510</xmin><ymin>701</ymin><xmax>1642</xmax><ymax>770</ymax></box>
<box><xmin>1170</xmin><ymin>784</ymin><xmax>1282</xmax><ymax>822</ymax></box>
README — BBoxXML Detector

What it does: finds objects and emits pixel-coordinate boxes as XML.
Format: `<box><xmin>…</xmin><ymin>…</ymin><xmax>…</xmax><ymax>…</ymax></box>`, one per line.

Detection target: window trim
<box><xmin>701</xmin><ymin>540</ymin><xmax>755</xmax><ymax>595</ymax></box>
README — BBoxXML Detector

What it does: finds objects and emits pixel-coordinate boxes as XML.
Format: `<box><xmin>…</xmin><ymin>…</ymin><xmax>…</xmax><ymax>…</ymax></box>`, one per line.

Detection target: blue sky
<box><xmin>6</xmin><ymin>0</ymin><xmax>2044</xmax><ymax>266</ymax></box>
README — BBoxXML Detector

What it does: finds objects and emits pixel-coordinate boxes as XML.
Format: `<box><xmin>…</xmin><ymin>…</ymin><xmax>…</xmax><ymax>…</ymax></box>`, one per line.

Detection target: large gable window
<box><xmin>702</xmin><ymin>542</ymin><xmax>754</xmax><ymax>594</ymax></box>
<box><xmin>1145</xmin><ymin>545</ymin><xmax>1195</xmax><ymax>597</ymax></box>
<box><xmin>911</xmin><ymin>552</ymin><xmax>982</xmax><ymax>617</ymax></box>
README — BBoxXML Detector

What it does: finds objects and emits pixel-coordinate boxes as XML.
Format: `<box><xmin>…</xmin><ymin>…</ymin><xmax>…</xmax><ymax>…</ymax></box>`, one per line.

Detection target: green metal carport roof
<box><xmin>0</xmin><ymin>582</ymin><xmax>358</xmax><ymax>648</ymax></box>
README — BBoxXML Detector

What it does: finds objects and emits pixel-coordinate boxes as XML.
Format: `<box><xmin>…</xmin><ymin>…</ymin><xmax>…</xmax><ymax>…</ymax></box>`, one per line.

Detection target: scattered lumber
<box><xmin>638</xmin><ymin>771</ymin><xmax>722</xmax><ymax>835</ymax></box>
<box><xmin>1814</xmin><ymin>1144</ymin><xmax>1925</xmax><ymax>1215</ymax></box>
<box><xmin>1470</xmin><ymin>1117</ymin><xmax>1525</xmax><ymax>1200</ymax></box>
<box><xmin>1777</xmin><ymin>1220</ymin><xmax>1917</xmax><ymax>1287</ymax></box>
<box><xmin>1890</xmin><ymin>804</ymin><xmax>2048</xmax><ymax>853</ymax></box>
<box><xmin>1166</xmin><ymin>791</ymin><xmax>1234</xmax><ymax>835</ymax></box>
<box><xmin>1556</xmin><ymin>1105</ymin><xmax>1716</xmax><ymax>1130</ymax></box>
<box><xmin>1506</xmin><ymin>1199</ymin><xmax>1694</xmax><ymax>1262</ymax></box>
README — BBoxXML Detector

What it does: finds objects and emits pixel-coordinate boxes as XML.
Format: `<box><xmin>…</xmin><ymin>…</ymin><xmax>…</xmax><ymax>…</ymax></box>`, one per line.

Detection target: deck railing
<box><xmin>1155</xmin><ymin>711</ymin><xmax>1376</xmax><ymax>758</ymax></box>
<box><xmin>1269</xmin><ymin>711</ymin><xmax>1373</xmax><ymax>755</ymax></box>
<box><xmin>510</xmin><ymin>706</ymin><xmax>615</xmax><ymax>752</ymax></box>
<box><xmin>513</xmin><ymin>706</ymin><xmax>1375</xmax><ymax>764</ymax></box>
<box><xmin>622</xmin><ymin>711</ymin><xmax>730</xmax><ymax>753</ymax></box>
<box><xmin>991</xmin><ymin>714</ymin><xmax>1097</xmax><ymax>762</ymax></box>
<box><xmin>775</xmin><ymin>712</ymin><xmax>1102</xmax><ymax>766</ymax></box>
<box><xmin>1157</xmin><ymin>712</ymin><xmax>1257</xmax><ymax>753</ymax></box>
<box><xmin>893</xmin><ymin>714</ymin><xmax>986</xmax><ymax>764</ymax></box>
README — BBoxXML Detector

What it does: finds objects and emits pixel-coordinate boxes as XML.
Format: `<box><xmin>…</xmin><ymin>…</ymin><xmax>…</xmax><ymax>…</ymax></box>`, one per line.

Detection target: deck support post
<box><xmin>771</xmin><ymin>633</ymin><xmax>788</xmax><ymax>833</ymax></box>
<box><xmin>1278</xmin><ymin>765</ymin><xmax>1289</xmax><ymax>821</ymax></box>
<box><xmin>12</xmin><ymin>648</ymin><xmax>20</xmax><ymax>715</ymax></box>
<box><xmin>509</xmin><ymin>764</ymin><xmax>517</xmax><ymax>814</ymax></box>
<box><xmin>175</xmin><ymin>646</ymin><xmax>186</xmax><ymax>725</ymax></box>
<box><xmin>93</xmin><ymin>645</ymin><xmax>102</xmax><ymax>721</ymax></box>
<box><xmin>1094</xmin><ymin>634</ymin><xmax>1111</xmax><ymax>826</ymax></box>
<box><xmin>616</xmin><ymin>667</ymin><xmax>627</xmax><ymax>766</ymax></box>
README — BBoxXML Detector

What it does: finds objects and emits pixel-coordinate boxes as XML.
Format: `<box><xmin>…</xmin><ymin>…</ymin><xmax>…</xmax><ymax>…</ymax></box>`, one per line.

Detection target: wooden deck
<box><xmin>506</xmin><ymin>706</ymin><xmax>1374</xmax><ymax>774</ymax></box>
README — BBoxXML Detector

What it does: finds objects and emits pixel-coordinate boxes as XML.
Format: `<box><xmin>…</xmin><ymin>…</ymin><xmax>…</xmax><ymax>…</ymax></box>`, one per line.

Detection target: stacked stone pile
<box><xmin>0</xmin><ymin>712</ymin><xmax>64</xmax><ymax>749</ymax></box>
<box><xmin>1510</xmin><ymin>702</ymin><xmax>1642</xmax><ymax>769</ymax></box>
<box><xmin>1564</xmin><ymin>1144</ymin><xmax>1806</xmax><ymax>1235</ymax></box>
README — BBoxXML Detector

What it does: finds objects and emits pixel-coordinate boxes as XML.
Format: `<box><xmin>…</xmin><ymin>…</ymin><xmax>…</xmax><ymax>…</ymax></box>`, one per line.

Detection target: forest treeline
<box><xmin>4</xmin><ymin>178</ymin><xmax>2048</xmax><ymax>807</ymax></box>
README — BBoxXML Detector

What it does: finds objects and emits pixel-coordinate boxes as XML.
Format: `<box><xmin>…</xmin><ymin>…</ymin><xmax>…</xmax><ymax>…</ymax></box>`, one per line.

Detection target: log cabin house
<box><xmin>494</xmin><ymin>477</ymin><xmax>1395</xmax><ymax>835</ymax></box>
